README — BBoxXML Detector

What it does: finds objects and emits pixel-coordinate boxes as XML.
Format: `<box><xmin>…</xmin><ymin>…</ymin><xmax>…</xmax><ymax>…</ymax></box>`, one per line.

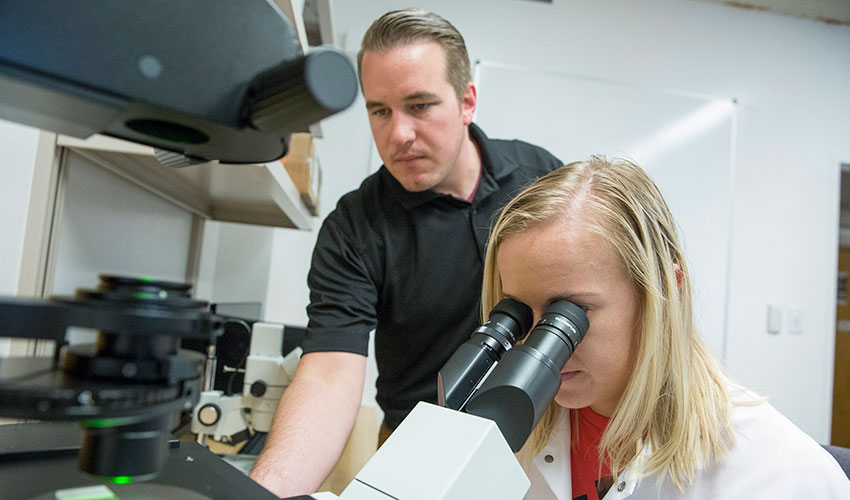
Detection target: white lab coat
<box><xmin>524</xmin><ymin>388</ymin><xmax>850</xmax><ymax>499</ymax></box>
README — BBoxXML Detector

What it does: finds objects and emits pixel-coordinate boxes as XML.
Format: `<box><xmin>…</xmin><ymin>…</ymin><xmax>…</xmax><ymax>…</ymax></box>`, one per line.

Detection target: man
<box><xmin>250</xmin><ymin>9</ymin><xmax>562</xmax><ymax>497</ymax></box>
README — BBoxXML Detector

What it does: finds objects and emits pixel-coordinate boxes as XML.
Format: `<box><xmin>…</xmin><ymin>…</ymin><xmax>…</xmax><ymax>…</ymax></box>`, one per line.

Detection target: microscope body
<box><xmin>339</xmin><ymin>402</ymin><xmax>529</xmax><ymax>500</ymax></box>
<box><xmin>191</xmin><ymin>322</ymin><xmax>301</xmax><ymax>442</ymax></box>
<box><xmin>335</xmin><ymin>299</ymin><xmax>589</xmax><ymax>500</ymax></box>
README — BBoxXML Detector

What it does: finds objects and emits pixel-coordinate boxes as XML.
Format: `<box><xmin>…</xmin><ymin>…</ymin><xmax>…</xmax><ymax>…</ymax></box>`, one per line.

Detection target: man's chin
<box><xmin>397</xmin><ymin>176</ymin><xmax>436</xmax><ymax>193</ymax></box>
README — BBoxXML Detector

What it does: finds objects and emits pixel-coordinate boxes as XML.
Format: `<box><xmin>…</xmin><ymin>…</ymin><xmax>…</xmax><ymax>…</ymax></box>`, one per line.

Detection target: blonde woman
<box><xmin>481</xmin><ymin>157</ymin><xmax>850</xmax><ymax>499</ymax></box>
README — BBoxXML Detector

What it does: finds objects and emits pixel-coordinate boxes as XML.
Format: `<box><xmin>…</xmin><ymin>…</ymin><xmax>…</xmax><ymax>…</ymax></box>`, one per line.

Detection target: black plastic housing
<box><xmin>464</xmin><ymin>300</ymin><xmax>589</xmax><ymax>451</ymax></box>
<box><xmin>437</xmin><ymin>298</ymin><xmax>533</xmax><ymax>410</ymax></box>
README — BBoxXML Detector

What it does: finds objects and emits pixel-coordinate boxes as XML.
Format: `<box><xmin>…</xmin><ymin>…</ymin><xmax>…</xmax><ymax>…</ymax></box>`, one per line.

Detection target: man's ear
<box><xmin>461</xmin><ymin>82</ymin><xmax>477</xmax><ymax>126</ymax></box>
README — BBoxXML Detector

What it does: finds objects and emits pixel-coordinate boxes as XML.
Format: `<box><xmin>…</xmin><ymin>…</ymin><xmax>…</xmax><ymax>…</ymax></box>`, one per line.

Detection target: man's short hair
<box><xmin>357</xmin><ymin>8</ymin><xmax>472</xmax><ymax>100</ymax></box>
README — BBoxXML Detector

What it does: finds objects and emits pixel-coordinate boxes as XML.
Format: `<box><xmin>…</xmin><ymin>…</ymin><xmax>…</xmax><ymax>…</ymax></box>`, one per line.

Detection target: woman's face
<box><xmin>497</xmin><ymin>218</ymin><xmax>641</xmax><ymax>417</ymax></box>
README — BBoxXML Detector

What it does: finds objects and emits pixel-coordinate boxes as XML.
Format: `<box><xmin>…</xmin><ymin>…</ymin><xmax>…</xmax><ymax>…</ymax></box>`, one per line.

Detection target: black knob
<box><xmin>250</xmin><ymin>380</ymin><xmax>267</xmax><ymax>397</ymax></box>
<box><xmin>244</xmin><ymin>49</ymin><xmax>358</xmax><ymax>135</ymax></box>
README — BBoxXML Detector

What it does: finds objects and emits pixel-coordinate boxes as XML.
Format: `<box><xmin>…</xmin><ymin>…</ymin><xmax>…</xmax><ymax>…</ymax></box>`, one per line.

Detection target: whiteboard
<box><xmin>473</xmin><ymin>61</ymin><xmax>736</xmax><ymax>359</ymax></box>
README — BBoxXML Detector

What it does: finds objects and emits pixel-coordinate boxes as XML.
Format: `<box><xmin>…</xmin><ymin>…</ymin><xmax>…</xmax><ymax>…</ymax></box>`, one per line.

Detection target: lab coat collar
<box><xmin>530</xmin><ymin>410</ymin><xmax>652</xmax><ymax>500</ymax></box>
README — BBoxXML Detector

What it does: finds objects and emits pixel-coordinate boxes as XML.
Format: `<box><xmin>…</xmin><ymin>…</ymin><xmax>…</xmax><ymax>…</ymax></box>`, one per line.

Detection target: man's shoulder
<box><xmin>332</xmin><ymin>168</ymin><xmax>386</xmax><ymax>210</ymax></box>
<box><xmin>322</xmin><ymin>168</ymin><xmax>392</xmax><ymax>235</ymax></box>
<box><xmin>488</xmin><ymin>136</ymin><xmax>556</xmax><ymax>156</ymax></box>
<box><xmin>484</xmin><ymin>135</ymin><xmax>562</xmax><ymax>174</ymax></box>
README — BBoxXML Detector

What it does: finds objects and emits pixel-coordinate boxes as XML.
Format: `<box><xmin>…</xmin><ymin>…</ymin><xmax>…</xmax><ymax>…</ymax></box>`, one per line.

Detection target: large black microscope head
<box><xmin>0</xmin><ymin>1</ymin><xmax>358</xmax><ymax>165</ymax></box>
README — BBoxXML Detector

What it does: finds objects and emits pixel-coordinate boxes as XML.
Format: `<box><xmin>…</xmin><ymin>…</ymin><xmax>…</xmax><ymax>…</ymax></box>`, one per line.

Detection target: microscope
<box><xmin>190</xmin><ymin>322</ymin><xmax>302</xmax><ymax>445</ymax></box>
<box><xmin>338</xmin><ymin>298</ymin><xmax>589</xmax><ymax>500</ymax></box>
<box><xmin>0</xmin><ymin>1</ymin><xmax>356</xmax><ymax>498</ymax></box>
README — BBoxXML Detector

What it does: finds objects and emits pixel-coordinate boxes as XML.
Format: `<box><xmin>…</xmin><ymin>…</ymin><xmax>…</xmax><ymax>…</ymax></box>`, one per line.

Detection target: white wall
<box><xmin>0</xmin><ymin>119</ymin><xmax>38</xmax><ymax>293</ymax></box>
<box><xmin>51</xmin><ymin>152</ymin><xmax>198</xmax><ymax>344</ymax></box>
<box><xmin>195</xmin><ymin>220</ymin><xmax>274</xmax><ymax>314</ymax></box>
<box><xmin>51</xmin><ymin>152</ymin><xmax>196</xmax><ymax>295</ymax></box>
<box><xmin>262</xmin><ymin>0</ymin><xmax>847</xmax><ymax>442</ymax></box>
<box><xmin>0</xmin><ymin>119</ymin><xmax>39</xmax><ymax>356</ymax></box>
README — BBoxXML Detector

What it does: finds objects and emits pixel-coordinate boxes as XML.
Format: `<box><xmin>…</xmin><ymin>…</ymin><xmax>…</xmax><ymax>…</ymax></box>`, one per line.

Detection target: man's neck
<box><xmin>439</xmin><ymin>130</ymin><xmax>482</xmax><ymax>200</ymax></box>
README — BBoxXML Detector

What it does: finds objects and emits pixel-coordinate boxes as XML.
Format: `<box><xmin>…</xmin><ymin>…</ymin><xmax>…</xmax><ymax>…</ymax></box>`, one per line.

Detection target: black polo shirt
<box><xmin>301</xmin><ymin>123</ymin><xmax>562</xmax><ymax>429</ymax></box>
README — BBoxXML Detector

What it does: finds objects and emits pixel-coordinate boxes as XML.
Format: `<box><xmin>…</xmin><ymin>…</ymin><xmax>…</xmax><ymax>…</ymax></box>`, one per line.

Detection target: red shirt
<box><xmin>570</xmin><ymin>407</ymin><xmax>614</xmax><ymax>500</ymax></box>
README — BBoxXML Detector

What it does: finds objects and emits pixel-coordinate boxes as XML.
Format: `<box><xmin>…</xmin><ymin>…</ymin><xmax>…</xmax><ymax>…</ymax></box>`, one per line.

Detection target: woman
<box><xmin>481</xmin><ymin>157</ymin><xmax>850</xmax><ymax>499</ymax></box>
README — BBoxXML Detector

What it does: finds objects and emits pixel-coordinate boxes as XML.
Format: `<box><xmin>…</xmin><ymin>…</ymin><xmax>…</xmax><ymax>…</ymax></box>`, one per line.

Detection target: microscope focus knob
<box><xmin>244</xmin><ymin>50</ymin><xmax>358</xmax><ymax>135</ymax></box>
<box><xmin>197</xmin><ymin>403</ymin><xmax>221</xmax><ymax>426</ymax></box>
<box><xmin>250</xmin><ymin>380</ymin><xmax>267</xmax><ymax>397</ymax></box>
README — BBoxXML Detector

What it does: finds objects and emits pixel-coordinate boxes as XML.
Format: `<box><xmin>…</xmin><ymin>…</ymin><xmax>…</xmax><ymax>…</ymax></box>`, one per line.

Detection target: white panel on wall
<box><xmin>0</xmin><ymin>119</ymin><xmax>40</xmax><ymax>357</ymax></box>
<box><xmin>474</xmin><ymin>61</ymin><xmax>735</xmax><ymax>358</ymax></box>
<box><xmin>203</xmin><ymin>220</ymin><xmax>274</xmax><ymax>312</ymax></box>
<box><xmin>0</xmin><ymin>119</ymin><xmax>39</xmax><ymax>294</ymax></box>
<box><xmin>52</xmin><ymin>151</ymin><xmax>195</xmax><ymax>342</ymax></box>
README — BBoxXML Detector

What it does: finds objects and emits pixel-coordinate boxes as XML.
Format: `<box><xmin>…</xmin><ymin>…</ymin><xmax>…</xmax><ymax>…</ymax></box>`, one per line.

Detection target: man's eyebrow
<box><xmin>365</xmin><ymin>92</ymin><xmax>441</xmax><ymax>110</ymax></box>
<box><xmin>404</xmin><ymin>91</ymin><xmax>439</xmax><ymax>101</ymax></box>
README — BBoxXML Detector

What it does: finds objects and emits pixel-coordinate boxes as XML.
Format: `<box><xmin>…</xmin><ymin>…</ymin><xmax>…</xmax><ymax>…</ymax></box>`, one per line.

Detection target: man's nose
<box><xmin>389</xmin><ymin>112</ymin><xmax>415</xmax><ymax>145</ymax></box>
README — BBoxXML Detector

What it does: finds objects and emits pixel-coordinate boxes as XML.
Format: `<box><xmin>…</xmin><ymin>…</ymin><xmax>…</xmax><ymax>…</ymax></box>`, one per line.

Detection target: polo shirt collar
<box><xmin>384</xmin><ymin>122</ymin><xmax>522</xmax><ymax>210</ymax></box>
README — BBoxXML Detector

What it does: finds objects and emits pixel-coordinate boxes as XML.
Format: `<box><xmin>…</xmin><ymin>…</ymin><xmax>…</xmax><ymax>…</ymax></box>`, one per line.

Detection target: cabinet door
<box><xmin>833</xmin><ymin>248</ymin><xmax>850</xmax><ymax>446</ymax></box>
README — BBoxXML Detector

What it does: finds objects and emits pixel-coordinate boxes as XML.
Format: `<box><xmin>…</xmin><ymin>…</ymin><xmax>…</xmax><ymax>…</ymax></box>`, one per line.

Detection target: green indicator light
<box><xmin>83</xmin><ymin>418</ymin><xmax>117</xmax><ymax>428</ymax></box>
<box><xmin>140</xmin><ymin>277</ymin><xmax>154</xmax><ymax>283</ymax></box>
<box><xmin>132</xmin><ymin>292</ymin><xmax>158</xmax><ymax>300</ymax></box>
<box><xmin>82</xmin><ymin>417</ymin><xmax>134</xmax><ymax>428</ymax></box>
<box><xmin>109</xmin><ymin>476</ymin><xmax>133</xmax><ymax>485</ymax></box>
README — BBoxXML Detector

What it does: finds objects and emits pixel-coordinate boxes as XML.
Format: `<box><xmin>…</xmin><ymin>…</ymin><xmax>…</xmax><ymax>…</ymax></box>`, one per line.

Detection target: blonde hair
<box><xmin>482</xmin><ymin>157</ymin><xmax>732</xmax><ymax>490</ymax></box>
<box><xmin>357</xmin><ymin>8</ymin><xmax>471</xmax><ymax>101</ymax></box>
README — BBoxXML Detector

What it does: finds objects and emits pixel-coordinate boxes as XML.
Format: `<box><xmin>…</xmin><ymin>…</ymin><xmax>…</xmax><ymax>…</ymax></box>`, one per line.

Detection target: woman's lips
<box><xmin>560</xmin><ymin>371</ymin><xmax>580</xmax><ymax>382</ymax></box>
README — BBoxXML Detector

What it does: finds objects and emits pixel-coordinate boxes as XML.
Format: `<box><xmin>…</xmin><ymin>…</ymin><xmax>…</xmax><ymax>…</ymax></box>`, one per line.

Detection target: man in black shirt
<box><xmin>250</xmin><ymin>9</ymin><xmax>561</xmax><ymax>497</ymax></box>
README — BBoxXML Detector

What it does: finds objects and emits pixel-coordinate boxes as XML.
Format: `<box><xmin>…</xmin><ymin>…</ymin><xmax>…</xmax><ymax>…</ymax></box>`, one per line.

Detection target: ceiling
<box><xmin>692</xmin><ymin>0</ymin><xmax>850</xmax><ymax>26</ymax></box>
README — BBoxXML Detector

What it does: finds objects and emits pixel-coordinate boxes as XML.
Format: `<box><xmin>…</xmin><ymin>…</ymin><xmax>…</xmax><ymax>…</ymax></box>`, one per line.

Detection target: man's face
<box><xmin>361</xmin><ymin>41</ymin><xmax>475</xmax><ymax>194</ymax></box>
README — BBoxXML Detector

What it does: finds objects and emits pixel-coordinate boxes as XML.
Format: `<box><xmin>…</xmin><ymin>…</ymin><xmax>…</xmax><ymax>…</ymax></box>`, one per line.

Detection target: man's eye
<box><xmin>371</xmin><ymin>108</ymin><xmax>388</xmax><ymax>117</ymax></box>
<box><xmin>412</xmin><ymin>103</ymin><xmax>431</xmax><ymax>111</ymax></box>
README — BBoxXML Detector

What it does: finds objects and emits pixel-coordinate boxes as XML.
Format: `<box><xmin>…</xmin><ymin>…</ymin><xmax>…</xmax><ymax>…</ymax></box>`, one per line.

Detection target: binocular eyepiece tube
<box><xmin>437</xmin><ymin>298</ymin><xmax>589</xmax><ymax>452</ymax></box>
<box><xmin>437</xmin><ymin>298</ymin><xmax>533</xmax><ymax>411</ymax></box>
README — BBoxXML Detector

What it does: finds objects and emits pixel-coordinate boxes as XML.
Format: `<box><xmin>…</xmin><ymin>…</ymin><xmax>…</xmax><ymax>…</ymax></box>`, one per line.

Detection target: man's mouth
<box><xmin>395</xmin><ymin>153</ymin><xmax>425</xmax><ymax>163</ymax></box>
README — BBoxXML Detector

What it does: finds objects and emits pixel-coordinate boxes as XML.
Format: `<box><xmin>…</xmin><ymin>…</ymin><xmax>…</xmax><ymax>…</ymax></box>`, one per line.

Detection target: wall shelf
<box><xmin>57</xmin><ymin>134</ymin><xmax>313</xmax><ymax>230</ymax></box>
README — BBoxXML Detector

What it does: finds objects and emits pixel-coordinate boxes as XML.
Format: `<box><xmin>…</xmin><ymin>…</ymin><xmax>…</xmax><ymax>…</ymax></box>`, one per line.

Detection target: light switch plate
<box><xmin>767</xmin><ymin>305</ymin><xmax>782</xmax><ymax>334</ymax></box>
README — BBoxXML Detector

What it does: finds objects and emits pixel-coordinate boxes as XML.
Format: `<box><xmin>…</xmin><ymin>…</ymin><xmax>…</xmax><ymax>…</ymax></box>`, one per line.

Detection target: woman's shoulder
<box><xmin>697</xmin><ymin>388</ymin><xmax>850</xmax><ymax>498</ymax></box>
<box><xmin>631</xmin><ymin>384</ymin><xmax>850</xmax><ymax>499</ymax></box>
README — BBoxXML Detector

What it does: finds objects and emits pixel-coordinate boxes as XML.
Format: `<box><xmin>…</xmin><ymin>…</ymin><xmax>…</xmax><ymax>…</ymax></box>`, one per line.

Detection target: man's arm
<box><xmin>250</xmin><ymin>350</ymin><xmax>367</xmax><ymax>497</ymax></box>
